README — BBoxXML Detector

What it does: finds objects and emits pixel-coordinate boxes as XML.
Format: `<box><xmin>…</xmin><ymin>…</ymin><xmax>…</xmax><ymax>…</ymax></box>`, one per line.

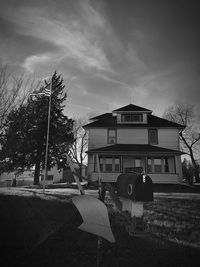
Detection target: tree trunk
<box><xmin>194</xmin><ymin>164</ymin><xmax>200</xmax><ymax>183</ymax></box>
<box><xmin>34</xmin><ymin>147</ymin><xmax>42</xmax><ymax>185</ymax></box>
<box><xmin>79</xmin><ymin>164</ymin><xmax>82</xmax><ymax>182</ymax></box>
<box><xmin>34</xmin><ymin>159</ymin><xmax>40</xmax><ymax>185</ymax></box>
<box><xmin>190</xmin><ymin>148</ymin><xmax>200</xmax><ymax>183</ymax></box>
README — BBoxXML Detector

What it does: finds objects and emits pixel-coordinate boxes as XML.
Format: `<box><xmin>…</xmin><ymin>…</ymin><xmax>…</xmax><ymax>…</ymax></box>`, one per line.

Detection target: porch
<box><xmin>87</xmin><ymin>144</ymin><xmax>183</xmax><ymax>184</ymax></box>
<box><xmin>89</xmin><ymin>154</ymin><xmax>180</xmax><ymax>184</ymax></box>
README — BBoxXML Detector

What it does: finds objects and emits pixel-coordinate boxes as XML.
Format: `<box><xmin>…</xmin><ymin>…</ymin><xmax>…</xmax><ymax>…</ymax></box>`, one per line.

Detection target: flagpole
<box><xmin>43</xmin><ymin>79</ymin><xmax>52</xmax><ymax>193</ymax></box>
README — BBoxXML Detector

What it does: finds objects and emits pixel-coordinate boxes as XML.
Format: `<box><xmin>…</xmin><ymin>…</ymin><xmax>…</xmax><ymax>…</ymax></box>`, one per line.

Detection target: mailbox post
<box><xmin>117</xmin><ymin>173</ymin><xmax>153</xmax><ymax>234</ymax></box>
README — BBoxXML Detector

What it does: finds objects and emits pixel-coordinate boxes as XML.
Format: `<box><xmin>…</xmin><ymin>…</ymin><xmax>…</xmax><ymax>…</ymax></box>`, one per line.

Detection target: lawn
<box><xmin>0</xmin><ymin>187</ymin><xmax>200</xmax><ymax>267</ymax></box>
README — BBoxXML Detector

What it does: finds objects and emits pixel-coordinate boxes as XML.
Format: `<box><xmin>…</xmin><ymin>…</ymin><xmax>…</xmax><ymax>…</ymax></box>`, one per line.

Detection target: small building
<box><xmin>40</xmin><ymin>163</ymin><xmax>87</xmax><ymax>184</ymax></box>
<box><xmin>84</xmin><ymin>104</ymin><xmax>184</xmax><ymax>184</ymax></box>
<box><xmin>0</xmin><ymin>170</ymin><xmax>34</xmax><ymax>187</ymax></box>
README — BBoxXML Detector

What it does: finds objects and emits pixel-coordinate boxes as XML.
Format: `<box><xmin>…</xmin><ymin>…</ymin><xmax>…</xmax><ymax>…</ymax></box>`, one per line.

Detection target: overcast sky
<box><xmin>0</xmin><ymin>0</ymin><xmax>199</xmax><ymax>119</ymax></box>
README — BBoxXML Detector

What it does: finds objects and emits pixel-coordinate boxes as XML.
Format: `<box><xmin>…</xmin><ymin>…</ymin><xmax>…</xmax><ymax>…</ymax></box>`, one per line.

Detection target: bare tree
<box><xmin>69</xmin><ymin>117</ymin><xmax>88</xmax><ymax>179</ymax></box>
<box><xmin>68</xmin><ymin>112</ymin><xmax>99</xmax><ymax>179</ymax></box>
<box><xmin>163</xmin><ymin>103</ymin><xmax>200</xmax><ymax>183</ymax></box>
<box><xmin>0</xmin><ymin>64</ymin><xmax>41</xmax><ymax>131</ymax></box>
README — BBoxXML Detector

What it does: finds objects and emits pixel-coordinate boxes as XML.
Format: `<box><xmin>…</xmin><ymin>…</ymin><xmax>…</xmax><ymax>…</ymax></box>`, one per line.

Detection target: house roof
<box><xmin>113</xmin><ymin>104</ymin><xmax>152</xmax><ymax>112</ymax></box>
<box><xmin>90</xmin><ymin>113</ymin><xmax>111</xmax><ymax>120</ymax></box>
<box><xmin>87</xmin><ymin>144</ymin><xmax>183</xmax><ymax>155</ymax></box>
<box><xmin>84</xmin><ymin>113</ymin><xmax>184</xmax><ymax>128</ymax></box>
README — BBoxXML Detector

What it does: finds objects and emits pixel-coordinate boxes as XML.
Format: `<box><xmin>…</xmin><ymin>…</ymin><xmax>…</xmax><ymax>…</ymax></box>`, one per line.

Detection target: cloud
<box><xmin>0</xmin><ymin>0</ymin><xmax>199</xmax><ymax>122</ymax></box>
<box><xmin>1</xmin><ymin>2</ymin><xmax>112</xmax><ymax>73</ymax></box>
<box><xmin>22</xmin><ymin>55</ymin><xmax>51</xmax><ymax>73</ymax></box>
<box><xmin>0</xmin><ymin>17</ymin><xmax>59</xmax><ymax>66</ymax></box>
<box><xmin>79</xmin><ymin>0</ymin><xmax>105</xmax><ymax>28</ymax></box>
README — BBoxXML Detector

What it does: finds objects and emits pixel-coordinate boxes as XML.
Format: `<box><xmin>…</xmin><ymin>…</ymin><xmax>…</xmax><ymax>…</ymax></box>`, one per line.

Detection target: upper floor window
<box><xmin>108</xmin><ymin>128</ymin><xmax>117</xmax><ymax>144</ymax></box>
<box><xmin>148</xmin><ymin>129</ymin><xmax>158</xmax><ymax>145</ymax></box>
<box><xmin>121</xmin><ymin>113</ymin><xmax>143</xmax><ymax>122</ymax></box>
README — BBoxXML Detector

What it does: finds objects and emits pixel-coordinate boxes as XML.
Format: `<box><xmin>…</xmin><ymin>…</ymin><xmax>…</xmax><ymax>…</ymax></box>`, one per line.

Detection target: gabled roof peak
<box><xmin>113</xmin><ymin>104</ymin><xmax>152</xmax><ymax>113</ymax></box>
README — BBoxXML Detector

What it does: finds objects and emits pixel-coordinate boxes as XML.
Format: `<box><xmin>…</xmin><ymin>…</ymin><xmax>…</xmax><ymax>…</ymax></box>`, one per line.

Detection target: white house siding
<box><xmin>117</xmin><ymin>129</ymin><xmax>148</xmax><ymax>144</ymax></box>
<box><xmin>40</xmin><ymin>167</ymin><xmax>63</xmax><ymax>184</ymax></box>
<box><xmin>91</xmin><ymin>172</ymin><xmax>121</xmax><ymax>183</ymax></box>
<box><xmin>147</xmin><ymin>173</ymin><xmax>179</xmax><ymax>183</ymax></box>
<box><xmin>88</xmin><ymin>128</ymin><xmax>180</xmax><ymax>150</ymax></box>
<box><xmin>157</xmin><ymin>129</ymin><xmax>179</xmax><ymax>150</ymax></box>
<box><xmin>88</xmin><ymin>128</ymin><xmax>108</xmax><ymax>149</ymax></box>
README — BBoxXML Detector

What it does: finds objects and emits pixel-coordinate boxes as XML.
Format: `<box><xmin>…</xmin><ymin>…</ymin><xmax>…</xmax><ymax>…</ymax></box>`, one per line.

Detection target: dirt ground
<box><xmin>1</xmin><ymin>190</ymin><xmax>200</xmax><ymax>267</ymax></box>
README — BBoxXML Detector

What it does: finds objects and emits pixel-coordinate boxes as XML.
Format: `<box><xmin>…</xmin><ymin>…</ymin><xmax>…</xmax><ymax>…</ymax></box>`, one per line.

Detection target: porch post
<box><xmin>96</xmin><ymin>154</ymin><xmax>101</xmax><ymax>184</ymax></box>
<box><xmin>92</xmin><ymin>154</ymin><xmax>95</xmax><ymax>172</ymax></box>
<box><xmin>145</xmin><ymin>156</ymin><xmax>148</xmax><ymax>174</ymax></box>
<box><xmin>121</xmin><ymin>155</ymin><xmax>123</xmax><ymax>173</ymax></box>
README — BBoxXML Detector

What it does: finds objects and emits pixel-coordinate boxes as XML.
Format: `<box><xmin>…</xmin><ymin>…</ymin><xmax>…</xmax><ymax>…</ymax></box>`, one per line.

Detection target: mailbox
<box><xmin>117</xmin><ymin>173</ymin><xmax>153</xmax><ymax>202</ymax></box>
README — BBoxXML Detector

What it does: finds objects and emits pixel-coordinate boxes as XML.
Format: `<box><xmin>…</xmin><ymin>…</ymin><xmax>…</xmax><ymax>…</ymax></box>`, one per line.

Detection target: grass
<box><xmin>0</xmin><ymin>188</ymin><xmax>200</xmax><ymax>266</ymax></box>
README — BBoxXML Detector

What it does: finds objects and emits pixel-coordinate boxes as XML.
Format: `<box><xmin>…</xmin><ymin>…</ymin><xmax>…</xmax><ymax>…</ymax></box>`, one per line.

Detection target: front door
<box><xmin>122</xmin><ymin>156</ymin><xmax>146</xmax><ymax>173</ymax></box>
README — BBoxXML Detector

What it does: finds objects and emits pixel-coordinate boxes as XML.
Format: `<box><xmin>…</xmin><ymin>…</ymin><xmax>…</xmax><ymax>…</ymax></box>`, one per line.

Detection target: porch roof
<box><xmin>87</xmin><ymin>144</ymin><xmax>183</xmax><ymax>155</ymax></box>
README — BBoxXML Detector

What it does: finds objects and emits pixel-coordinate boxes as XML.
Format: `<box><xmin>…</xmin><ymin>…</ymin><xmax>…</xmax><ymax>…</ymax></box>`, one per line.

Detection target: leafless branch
<box><xmin>0</xmin><ymin>64</ymin><xmax>41</xmax><ymax>131</ymax></box>
<box><xmin>163</xmin><ymin>103</ymin><xmax>200</xmax><ymax>182</ymax></box>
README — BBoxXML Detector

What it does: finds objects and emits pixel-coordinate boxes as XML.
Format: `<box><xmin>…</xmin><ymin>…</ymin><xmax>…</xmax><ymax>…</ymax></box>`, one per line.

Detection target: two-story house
<box><xmin>84</xmin><ymin>104</ymin><xmax>185</xmax><ymax>184</ymax></box>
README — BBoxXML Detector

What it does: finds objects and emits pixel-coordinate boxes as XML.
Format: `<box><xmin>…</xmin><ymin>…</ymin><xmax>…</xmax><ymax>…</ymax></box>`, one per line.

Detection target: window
<box><xmin>148</xmin><ymin>129</ymin><xmax>158</xmax><ymax>145</ymax></box>
<box><xmin>135</xmin><ymin>159</ymin><xmax>141</xmax><ymax>167</ymax></box>
<box><xmin>114</xmin><ymin>157</ymin><xmax>120</xmax><ymax>172</ymax></box>
<box><xmin>154</xmin><ymin>159</ymin><xmax>162</xmax><ymax>172</ymax></box>
<box><xmin>108</xmin><ymin>129</ymin><xmax>116</xmax><ymax>144</ymax></box>
<box><xmin>105</xmin><ymin>157</ymin><xmax>112</xmax><ymax>172</ymax></box>
<box><xmin>147</xmin><ymin>157</ymin><xmax>175</xmax><ymax>173</ymax></box>
<box><xmin>95</xmin><ymin>156</ymin><xmax>121</xmax><ymax>172</ymax></box>
<box><xmin>147</xmin><ymin>158</ymin><xmax>152</xmax><ymax>173</ymax></box>
<box><xmin>121</xmin><ymin>113</ymin><xmax>143</xmax><ymax>122</ymax></box>
<box><xmin>41</xmin><ymin>175</ymin><xmax>53</xmax><ymax>181</ymax></box>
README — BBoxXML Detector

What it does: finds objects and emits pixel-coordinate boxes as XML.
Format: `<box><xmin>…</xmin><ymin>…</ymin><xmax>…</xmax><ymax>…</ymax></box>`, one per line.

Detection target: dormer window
<box><xmin>121</xmin><ymin>113</ymin><xmax>143</xmax><ymax>122</ymax></box>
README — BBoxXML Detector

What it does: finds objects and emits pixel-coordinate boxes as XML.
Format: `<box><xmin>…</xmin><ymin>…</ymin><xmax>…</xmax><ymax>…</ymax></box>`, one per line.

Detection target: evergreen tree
<box><xmin>0</xmin><ymin>72</ymin><xmax>74</xmax><ymax>185</ymax></box>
